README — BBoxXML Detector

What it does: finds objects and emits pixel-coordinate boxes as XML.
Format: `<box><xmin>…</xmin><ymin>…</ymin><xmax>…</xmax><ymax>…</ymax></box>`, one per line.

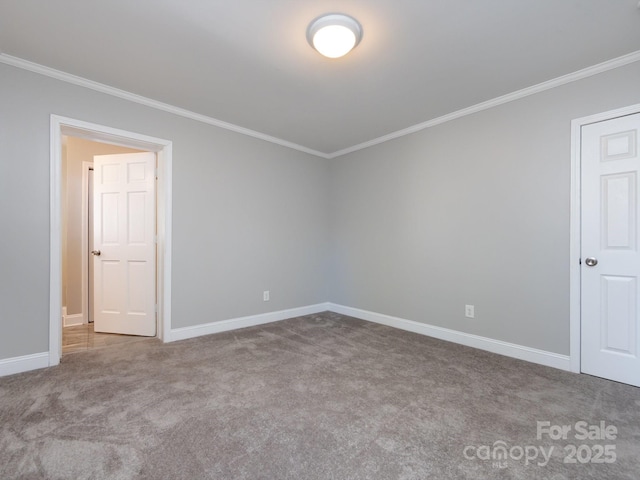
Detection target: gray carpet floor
<box><xmin>1</xmin><ymin>312</ymin><xmax>639</xmax><ymax>479</ymax></box>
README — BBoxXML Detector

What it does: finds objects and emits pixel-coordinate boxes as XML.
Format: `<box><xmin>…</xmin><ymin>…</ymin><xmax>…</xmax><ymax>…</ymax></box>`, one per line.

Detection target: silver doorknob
<box><xmin>585</xmin><ymin>257</ymin><xmax>598</xmax><ymax>266</ymax></box>
<box><xmin>91</xmin><ymin>250</ymin><xmax>101</xmax><ymax>256</ymax></box>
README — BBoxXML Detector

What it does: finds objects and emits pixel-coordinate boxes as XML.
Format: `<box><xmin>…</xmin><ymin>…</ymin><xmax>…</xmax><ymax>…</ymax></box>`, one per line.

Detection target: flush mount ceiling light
<box><xmin>307</xmin><ymin>14</ymin><xmax>363</xmax><ymax>58</ymax></box>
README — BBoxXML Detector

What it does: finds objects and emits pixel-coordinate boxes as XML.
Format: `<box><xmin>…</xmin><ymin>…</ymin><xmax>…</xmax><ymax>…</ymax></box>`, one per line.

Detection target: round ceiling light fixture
<box><xmin>307</xmin><ymin>13</ymin><xmax>362</xmax><ymax>58</ymax></box>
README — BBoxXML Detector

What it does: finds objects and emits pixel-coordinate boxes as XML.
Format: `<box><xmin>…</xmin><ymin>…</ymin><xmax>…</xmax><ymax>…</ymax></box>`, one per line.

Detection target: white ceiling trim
<box><xmin>2</xmin><ymin>50</ymin><xmax>639</xmax><ymax>160</ymax></box>
<box><xmin>0</xmin><ymin>54</ymin><xmax>330</xmax><ymax>159</ymax></box>
<box><xmin>327</xmin><ymin>49</ymin><xmax>640</xmax><ymax>159</ymax></box>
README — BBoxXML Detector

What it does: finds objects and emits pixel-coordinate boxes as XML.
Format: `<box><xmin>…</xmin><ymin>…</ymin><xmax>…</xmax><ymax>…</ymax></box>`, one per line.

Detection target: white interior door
<box><xmin>93</xmin><ymin>152</ymin><xmax>156</xmax><ymax>336</ymax></box>
<box><xmin>581</xmin><ymin>112</ymin><xmax>640</xmax><ymax>387</ymax></box>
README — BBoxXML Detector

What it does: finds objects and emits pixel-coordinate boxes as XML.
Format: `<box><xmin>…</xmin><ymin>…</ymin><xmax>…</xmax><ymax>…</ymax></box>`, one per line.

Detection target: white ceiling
<box><xmin>1</xmin><ymin>0</ymin><xmax>639</xmax><ymax>156</ymax></box>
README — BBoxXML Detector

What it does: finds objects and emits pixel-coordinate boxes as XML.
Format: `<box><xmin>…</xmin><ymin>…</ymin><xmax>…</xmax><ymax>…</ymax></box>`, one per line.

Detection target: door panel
<box><xmin>600</xmin><ymin>275</ymin><xmax>636</xmax><ymax>354</ymax></box>
<box><xmin>601</xmin><ymin>173</ymin><xmax>636</xmax><ymax>249</ymax></box>
<box><xmin>93</xmin><ymin>152</ymin><xmax>156</xmax><ymax>336</ymax></box>
<box><xmin>581</xmin><ymin>112</ymin><xmax>640</xmax><ymax>387</ymax></box>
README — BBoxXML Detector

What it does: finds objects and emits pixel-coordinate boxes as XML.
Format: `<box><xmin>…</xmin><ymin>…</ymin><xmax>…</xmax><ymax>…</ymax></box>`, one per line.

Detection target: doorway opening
<box><xmin>50</xmin><ymin>115</ymin><xmax>173</xmax><ymax>366</ymax></box>
<box><xmin>61</xmin><ymin>137</ymin><xmax>153</xmax><ymax>354</ymax></box>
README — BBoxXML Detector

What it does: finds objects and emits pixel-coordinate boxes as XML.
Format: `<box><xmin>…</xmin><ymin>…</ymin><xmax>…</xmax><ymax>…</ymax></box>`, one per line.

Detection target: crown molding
<box><xmin>326</xmin><ymin>49</ymin><xmax>640</xmax><ymax>158</ymax></box>
<box><xmin>2</xmin><ymin>50</ymin><xmax>639</xmax><ymax>160</ymax></box>
<box><xmin>0</xmin><ymin>54</ymin><xmax>330</xmax><ymax>159</ymax></box>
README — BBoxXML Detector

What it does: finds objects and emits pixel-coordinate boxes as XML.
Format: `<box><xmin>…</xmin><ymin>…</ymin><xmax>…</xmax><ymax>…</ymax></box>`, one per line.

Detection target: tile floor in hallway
<box><xmin>62</xmin><ymin>323</ymin><xmax>152</xmax><ymax>355</ymax></box>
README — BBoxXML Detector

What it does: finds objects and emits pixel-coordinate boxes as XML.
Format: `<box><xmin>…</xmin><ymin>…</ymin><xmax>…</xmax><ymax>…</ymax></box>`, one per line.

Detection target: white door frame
<box><xmin>569</xmin><ymin>102</ymin><xmax>640</xmax><ymax>374</ymax></box>
<box><xmin>49</xmin><ymin>115</ymin><xmax>173</xmax><ymax>366</ymax></box>
<box><xmin>81</xmin><ymin>161</ymin><xmax>92</xmax><ymax>325</ymax></box>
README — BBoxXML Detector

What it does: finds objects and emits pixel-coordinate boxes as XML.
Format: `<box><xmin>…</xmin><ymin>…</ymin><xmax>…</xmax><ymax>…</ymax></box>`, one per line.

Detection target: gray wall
<box><xmin>328</xmin><ymin>61</ymin><xmax>640</xmax><ymax>355</ymax></box>
<box><xmin>0</xmin><ymin>62</ymin><xmax>330</xmax><ymax>359</ymax></box>
<box><xmin>1</xmin><ymin>58</ymin><xmax>639</xmax><ymax>362</ymax></box>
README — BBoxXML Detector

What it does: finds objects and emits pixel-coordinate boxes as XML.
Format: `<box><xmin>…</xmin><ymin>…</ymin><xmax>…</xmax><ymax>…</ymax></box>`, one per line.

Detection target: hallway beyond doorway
<box><xmin>62</xmin><ymin>323</ymin><xmax>151</xmax><ymax>355</ymax></box>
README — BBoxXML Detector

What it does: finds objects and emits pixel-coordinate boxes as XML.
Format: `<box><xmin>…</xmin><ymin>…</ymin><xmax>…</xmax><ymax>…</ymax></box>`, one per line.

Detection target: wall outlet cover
<box><xmin>465</xmin><ymin>305</ymin><xmax>475</xmax><ymax>318</ymax></box>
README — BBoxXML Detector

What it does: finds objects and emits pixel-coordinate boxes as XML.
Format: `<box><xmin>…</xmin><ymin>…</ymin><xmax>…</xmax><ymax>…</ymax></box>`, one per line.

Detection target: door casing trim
<box><xmin>569</xmin><ymin>103</ymin><xmax>640</xmax><ymax>374</ymax></box>
<box><xmin>50</xmin><ymin>115</ymin><xmax>173</xmax><ymax>365</ymax></box>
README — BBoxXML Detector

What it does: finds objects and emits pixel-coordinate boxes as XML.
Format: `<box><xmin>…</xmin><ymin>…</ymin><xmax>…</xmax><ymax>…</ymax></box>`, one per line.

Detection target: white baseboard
<box><xmin>63</xmin><ymin>313</ymin><xmax>85</xmax><ymax>327</ymax></box>
<box><xmin>3</xmin><ymin>302</ymin><xmax>570</xmax><ymax>377</ymax></box>
<box><xmin>327</xmin><ymin>303</ymin><xmax>572</xmax><ymax>371</ymax></box>
<box><xmin>0</xmin><ymin>352</ymin><xmax>49</xmax><ymax>377</ymax></box>
<box><xmin>169</xmin><ymin>303</ymin><xmax>331</xmax><ymax>342</ymax></box>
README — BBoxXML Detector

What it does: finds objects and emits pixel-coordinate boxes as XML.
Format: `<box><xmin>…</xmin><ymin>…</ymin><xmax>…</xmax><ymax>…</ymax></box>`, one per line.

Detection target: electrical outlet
<box><xmin>465</xmin><ymin>305</ymin><xmax>475</xmax><ymax>318</ymax></box>
<box><xmin>263</xmin><ymin>290</ymin><xmax>270</xmax><ymax>302</ymax></box>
